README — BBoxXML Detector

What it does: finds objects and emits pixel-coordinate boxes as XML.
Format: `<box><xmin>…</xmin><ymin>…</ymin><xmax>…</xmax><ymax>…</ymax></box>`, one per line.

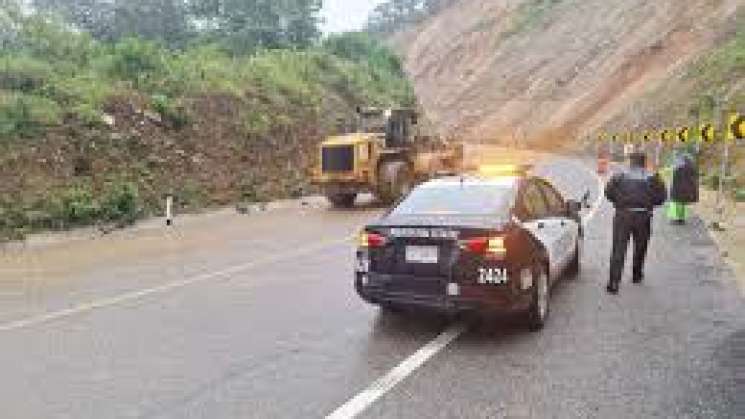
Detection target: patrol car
<box><xmin>354</xmin><ymin>165</ymin><xmax>585</xmax><ymax>330</ymax></box>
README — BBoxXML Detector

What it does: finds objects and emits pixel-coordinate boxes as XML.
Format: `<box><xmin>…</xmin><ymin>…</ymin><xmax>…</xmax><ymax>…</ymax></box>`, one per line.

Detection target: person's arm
<box><xmin>605</xmin><ymin>174</ymin><xmax>620</xmax><ymax>205</ymax></box>
<box><xmin>650</xmin><ymin>173</ymin><xmax>667</xmax><ymax>207</ymax></box>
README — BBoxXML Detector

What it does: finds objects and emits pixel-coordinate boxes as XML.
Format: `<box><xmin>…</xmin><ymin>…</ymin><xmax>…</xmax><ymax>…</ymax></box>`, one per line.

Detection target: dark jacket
<box><xmin>605</xmin><ymin>167</ymin><xmax>667</xmax><ymax>211</ymax></box>
<box><xmin>670</xmin><ymin>154</ymin><xmax>699</xmax><ymax>204</ymax></box>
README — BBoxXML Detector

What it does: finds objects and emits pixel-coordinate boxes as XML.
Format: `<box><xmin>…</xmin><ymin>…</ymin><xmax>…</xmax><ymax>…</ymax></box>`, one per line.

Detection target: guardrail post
<box><xmin>716</xmin><ymin>103</ymin><xmax>728</xmax><ymax>227</ymax></box>
<box><xmin>166</xmin><ymin>194</ymin><xmax>174</xmax><ymax>226</ymax></box>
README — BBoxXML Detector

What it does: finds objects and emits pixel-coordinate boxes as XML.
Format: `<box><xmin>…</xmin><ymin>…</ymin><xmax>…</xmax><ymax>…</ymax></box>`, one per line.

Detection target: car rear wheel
<box><xmin>527</xmin><ymin>264</ymin><xmax>550</xmax><ymax>331</ymax></box>
<box><xmin>327</xmin><ymin>193</ymin><xmax>356</xmax><ymax>208</ymax></box>
<box><xmin>566</xmin><ymin>238</ymin><xmax>581</xmax><ymax>279</ymax></box>
<box><xmin>380</xmin><ymin>303</ymin><xmax>404</xmax><ymax>315</ymax></box>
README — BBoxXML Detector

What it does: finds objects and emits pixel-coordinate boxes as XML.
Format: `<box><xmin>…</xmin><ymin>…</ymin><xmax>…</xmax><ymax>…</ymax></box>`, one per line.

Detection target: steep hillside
<box><xmin>0</xmin><ymin>23</ymin><xmax>413</xmax><ymax>239</ymax></box>
<box><xmin>393</xmin><ymin>0</ymin><xmax>743</xmax><ymax>147</ymax></box>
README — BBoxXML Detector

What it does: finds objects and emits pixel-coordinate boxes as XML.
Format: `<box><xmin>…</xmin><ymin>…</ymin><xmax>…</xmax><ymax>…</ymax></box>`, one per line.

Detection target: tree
<box><xmin>366</xmin><ymin>0</ymin><xmax>459</xmax><ymax>34</ymax></box>
<box><xmin>0</xmin><ymin>0</ymin><xmax>23</xmax><ymax>50</ymax></box>
<box><xmin>29</xmin><ymin>0</ymin><xmax>323</xmax><ymax>53</ymax></box>
<box><xmin>31</xmin><ymin>0</ymin><xmax>193</xmax><ymax>48</ymax></box>
<box><xmin>189</xmin><ymin>0</ymin><xmax>322</xmax><ymax>53</ymax></box>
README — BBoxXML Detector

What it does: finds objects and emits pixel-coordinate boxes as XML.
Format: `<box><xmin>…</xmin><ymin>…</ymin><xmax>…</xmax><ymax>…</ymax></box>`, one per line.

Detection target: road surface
<box><xmin>0</xmin><ymin>155</ymin><xmax>743</xmax><ymax>418</ymax></box>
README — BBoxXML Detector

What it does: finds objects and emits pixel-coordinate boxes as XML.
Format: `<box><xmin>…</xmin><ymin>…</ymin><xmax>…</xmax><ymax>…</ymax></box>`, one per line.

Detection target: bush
<box><xmin>49</xmin><ymin>184</ymin><xmax>100</xmax><ymax>227</ymax></box>
<box><xmin>46</xmin><ymin>73</ymin><xmax>114</xmax><ymax>110</ymax></box>
<box><xmin>0</xmin><ymin>92</ymin><xmax>61</xmax><ymax>137</ymax></box>
<box><xmin>107</xmin><ymin>38</ymin><xmax>167</xmax><ymax>87</ymax></box>
<box><xmin>100</xmin><ymin>181</ymin><xmax>140</xmax><ymax>225</ymax></box>
<box><xmin>0</xmin><ymin>201</ymin><xmax>29</xmax><ymax>240</ymax></box>
<box><xmin>18</xmin><ymin>14</ymin><xmax>96</xmax><ymax>64</ymax></box>
<box><xmin>323</xmin><ymin>32</ymin><xmax>402</xmax><ymax>75</ymax></box>
<box><xmin>321</xmin><ymin>33</ymin><xmax>414</xmax><ymax>106</ymax></box>
<box><xmin>0</xmin><ymin>54</ymin><xmax>54</xmax><ymax>92</ymax></box>
<box><xmin>44</xmin><ymin>181</ymin><xmax>141</xmax><ymax>228</ymax></box>
<box><xmin>151</xmin><ymin>94</ymin><xmax>189</xmax><ymax>129</ymax></box>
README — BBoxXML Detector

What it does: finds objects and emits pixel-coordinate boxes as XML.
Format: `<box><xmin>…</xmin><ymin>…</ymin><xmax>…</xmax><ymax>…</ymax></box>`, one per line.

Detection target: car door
<box><xmin>537</xmin><ymin>180</ymin><xmax>579</xmax><ymax>273</ymax></box>
<box><xmin>517</xmin><ymin>179</ymin><xmax>563</xmax><ymax>278</ymax></box>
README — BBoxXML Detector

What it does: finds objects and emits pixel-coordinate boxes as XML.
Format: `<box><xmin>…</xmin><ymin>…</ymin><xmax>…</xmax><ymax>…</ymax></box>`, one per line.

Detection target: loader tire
<box><xmin>377</xmin><ymin>161</ymin><xmax>413</xmax><ymax>205</ymax></box>
<box><xmin>327</xmin><ymin>193</ymin><xmax>356</xmax><ymax>208</ymax></box>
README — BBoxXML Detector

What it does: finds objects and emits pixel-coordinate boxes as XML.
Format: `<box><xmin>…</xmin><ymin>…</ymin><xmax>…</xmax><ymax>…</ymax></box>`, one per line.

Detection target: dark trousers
<box><xmin>609</xmin><ymin>210</ymin><xmax>652</xmax><ymax>285</ymax></box>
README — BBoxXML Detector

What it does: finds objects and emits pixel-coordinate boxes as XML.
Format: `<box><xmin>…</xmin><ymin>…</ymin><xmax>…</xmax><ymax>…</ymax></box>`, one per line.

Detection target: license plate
<box><xmin>478</xmin><ymin>268</ymin><xmax>508</xmax><ymax>285</ymax></box>
<box><xmin>405</xmin><ymin>246</ymin><xmax>439</xmax><ymax>264</ymax></box>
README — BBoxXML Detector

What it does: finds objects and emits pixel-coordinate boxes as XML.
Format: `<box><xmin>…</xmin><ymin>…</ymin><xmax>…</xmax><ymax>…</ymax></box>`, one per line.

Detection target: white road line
<box><xmin>326</xmin><ymin>322</ymin><xmax>467</xmax><ymax>419</ymax></box>
<box><xmin>0</xmin><ymin>237</ymin><xmax>348</xmax><ymax>333</ymax></box>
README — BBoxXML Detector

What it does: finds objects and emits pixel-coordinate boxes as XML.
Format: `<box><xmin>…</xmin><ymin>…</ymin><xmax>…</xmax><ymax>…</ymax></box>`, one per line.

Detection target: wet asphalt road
<box><xmin>0</xmin><ymin>156</ymin><xmax>743</xmax><ymax>419</ymax></box>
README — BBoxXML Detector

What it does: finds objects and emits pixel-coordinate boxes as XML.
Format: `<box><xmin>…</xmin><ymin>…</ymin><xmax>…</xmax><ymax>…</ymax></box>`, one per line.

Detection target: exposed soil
<box><xmin>394</xmin><ymin>0</ymin><xmax>742</xmax><ymax>148</ymax></box>
<box><xmin>0</xmin><ymin>91</ymin><xmax>326</xmax><ymax>223</ymax></box>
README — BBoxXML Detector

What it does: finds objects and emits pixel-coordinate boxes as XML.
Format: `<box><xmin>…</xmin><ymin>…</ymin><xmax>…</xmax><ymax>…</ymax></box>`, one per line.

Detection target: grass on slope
<box><xmin>601</xmin><ymin>15</ymin><xmax>744</xmax><ymax>196</ymax></box>
<box><xmin>684</xmin><ymin>27</ymin><xmax>745</xmax><ymax>121</ymax></box>
<box><xmin>504</xmin><ymin>0</ymin><xmax>565</xmax><ymax>37</ymax></box>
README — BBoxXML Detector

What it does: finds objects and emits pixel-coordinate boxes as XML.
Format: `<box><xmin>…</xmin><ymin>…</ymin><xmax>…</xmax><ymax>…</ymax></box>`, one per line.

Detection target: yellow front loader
<box><xmin>311</xmin><ymin>107</ymin><xmax>463</xmax><ymax>208</ymax></box>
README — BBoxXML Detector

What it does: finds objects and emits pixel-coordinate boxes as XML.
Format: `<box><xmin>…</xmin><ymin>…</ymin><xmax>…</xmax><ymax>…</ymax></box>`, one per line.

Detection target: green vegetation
<box><xmin>678</xmin><ymin>23</ymin><xmax>744</xmax><ymax>192</ymax></box>
<box><xmin>683</xmin><ymin>27</ymin><xmax>745</xmax><ymax>121</ymax></box>
<box><xmin>0</xmin><ymin>179</ymin><xmax>140</xmax><ymax>239</ymax></box>
<box><xmin>30</xmin><ymin>0</ymin><xmax>323</xmax><ymax>53</ymax></box>
<box><xmin>0</xmin><ymin>1</ymin><xmax>416</xmax><ymax>241</ymax></box>
<box><xmin>735</xmin><ymin>188</ymin><xmax>745</xmax><ymax>203</ymax></box>
<box><xmin>0</xmin><ymin>28</ymin><xmax>413</xmax><ymax>139</ymax></box>
<box><xmin>366</xmin><ymin>0</ymin><xmax>460</xmax><ymax>35</ymax></box>
<box><xmin>504</xmin><ymin>0</ymin><xmax>564</xmax><ymax>37</ymax></box>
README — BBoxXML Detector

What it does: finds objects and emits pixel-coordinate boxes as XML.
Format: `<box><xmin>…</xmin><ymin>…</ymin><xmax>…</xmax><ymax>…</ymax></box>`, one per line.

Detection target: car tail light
<box><xmin>359</xmin><ymin>231</ymin><xmax>386</xmax><ymax>248</ymax></box>
<box><xmin>463</xmin><ymin>237</ymin><xmax>507</xmax><ymax>259</ymax></box>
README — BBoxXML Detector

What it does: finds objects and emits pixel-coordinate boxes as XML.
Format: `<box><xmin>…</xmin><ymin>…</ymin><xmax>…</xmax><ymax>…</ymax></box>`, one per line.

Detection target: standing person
<box><xmin>667</xmin><ymin>146</ymin><xmax>699</xmax><ymax>224</ymax></box>
<box><xmin>604</xmin><ymin>152</ymin><xmax>668</xmax><ymax>294</ymax></box>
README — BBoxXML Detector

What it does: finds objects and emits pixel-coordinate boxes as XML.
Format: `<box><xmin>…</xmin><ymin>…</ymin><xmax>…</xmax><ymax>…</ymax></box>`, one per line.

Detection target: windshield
<box><xmin>390</xmin><ymin>182</ymin><xmax>515</xmax><ymax>216</ymax></box>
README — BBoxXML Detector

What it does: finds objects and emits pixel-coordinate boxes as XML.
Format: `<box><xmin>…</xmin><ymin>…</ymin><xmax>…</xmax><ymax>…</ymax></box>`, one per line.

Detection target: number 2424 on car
<box><xmin>478</xmin><ymin>268</ymin><xmax>508</xmax><ymax>285</ymax></box>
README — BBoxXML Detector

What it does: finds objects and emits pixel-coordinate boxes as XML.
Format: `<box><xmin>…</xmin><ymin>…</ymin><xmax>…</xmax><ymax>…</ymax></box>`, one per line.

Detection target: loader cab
<box><xmin>384</xmin><ymin>109</ymin><xmax>417</xmax><ymax>149</ymax></box>
<box><xmin>354</xmin><ymin>107</ymin><xmax>418</xmax><ymax>149</ymax></box>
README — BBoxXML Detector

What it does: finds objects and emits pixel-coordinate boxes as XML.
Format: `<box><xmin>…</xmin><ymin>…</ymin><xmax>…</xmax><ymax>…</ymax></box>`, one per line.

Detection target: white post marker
<box><xmin>716</xmin><ymin>105</ymin><xmax>728</xmax><ymax>226</ymax></box>
<box><xmin>166</xmin><ymin>194</ymin><xmax>174</xmax><ymax>226</ymax></box>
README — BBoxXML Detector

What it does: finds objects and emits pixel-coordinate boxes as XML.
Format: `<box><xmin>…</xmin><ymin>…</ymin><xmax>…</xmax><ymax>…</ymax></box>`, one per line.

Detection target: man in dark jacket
<box><xmin>605</xmin><ymin>152</ymin><xmax>667</xmax><ymax>294</ymax></box>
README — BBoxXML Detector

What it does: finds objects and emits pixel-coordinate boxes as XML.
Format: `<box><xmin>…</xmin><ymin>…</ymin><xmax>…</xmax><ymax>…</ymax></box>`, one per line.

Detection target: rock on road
<box><xmin>0</xmin><ymin>154</ymin><xmax>743</xmax><ymax>419</ymax></box>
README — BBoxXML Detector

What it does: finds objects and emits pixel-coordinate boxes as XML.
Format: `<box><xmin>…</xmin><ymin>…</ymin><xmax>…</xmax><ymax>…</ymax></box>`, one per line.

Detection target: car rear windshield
<box><xmin>390</xmin><ymin>183</ymin><xmax>515</xmax><ymax>216</ymax></box>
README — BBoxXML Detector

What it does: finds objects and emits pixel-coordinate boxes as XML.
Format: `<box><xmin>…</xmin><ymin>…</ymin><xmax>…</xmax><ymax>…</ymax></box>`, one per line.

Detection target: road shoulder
<box><xmin>694</xmin><ymin>189</ymin><xmax>745</xmax><ymax>296</ymax></box>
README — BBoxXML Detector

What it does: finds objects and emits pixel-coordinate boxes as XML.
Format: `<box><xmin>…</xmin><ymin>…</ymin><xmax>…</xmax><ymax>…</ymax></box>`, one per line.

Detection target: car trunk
<box><xmin>368</xmin><ymin>224</ymin><xmax>501</xmax><ymax>295</ymax></box>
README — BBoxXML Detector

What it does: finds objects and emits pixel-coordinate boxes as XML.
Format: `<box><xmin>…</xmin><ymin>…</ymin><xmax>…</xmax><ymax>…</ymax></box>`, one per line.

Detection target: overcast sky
<box><xmin>322</xmin><ymin>0</ymin><xmax>384</xmax><ymax>34</ymax></box>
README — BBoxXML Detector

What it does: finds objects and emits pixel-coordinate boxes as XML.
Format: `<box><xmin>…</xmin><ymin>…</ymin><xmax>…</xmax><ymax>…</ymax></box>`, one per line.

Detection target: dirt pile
<box><xmin>394</xmin><ymin>0</ymin><xmax>742</xmax><ymax>148</ymax></box>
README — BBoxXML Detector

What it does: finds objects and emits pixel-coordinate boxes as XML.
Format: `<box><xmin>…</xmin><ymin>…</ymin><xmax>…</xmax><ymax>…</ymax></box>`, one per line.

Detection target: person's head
<box><xmin>629</xmin><ymin>151</ymin><xmax>646</xmax><ymax>169</ymax></box>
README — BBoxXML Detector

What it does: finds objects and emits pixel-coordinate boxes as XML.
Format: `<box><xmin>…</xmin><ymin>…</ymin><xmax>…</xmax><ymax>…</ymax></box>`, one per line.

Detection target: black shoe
<box><xmin>606</xmin><ymin>282</ymin><xmax>619</xmax><ymax>294</ymax></box>
<box><xmin>632</xmin><ymin>275</ymin><xmax>644</xmax><ymax>284</ymax></box>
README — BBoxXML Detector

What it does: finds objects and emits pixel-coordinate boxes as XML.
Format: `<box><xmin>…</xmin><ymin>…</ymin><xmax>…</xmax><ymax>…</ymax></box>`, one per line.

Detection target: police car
<box><xmin>355</xmin><ymin>165</ymin><xmax>585</xmax><ymax>330</ymax></box>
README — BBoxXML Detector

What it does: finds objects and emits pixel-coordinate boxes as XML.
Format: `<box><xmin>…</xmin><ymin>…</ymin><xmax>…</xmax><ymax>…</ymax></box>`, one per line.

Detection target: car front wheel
<box><xmin>527</xmin><ymin>264</ymin><xmax>550</xmax><ymax>331</ymax></box>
